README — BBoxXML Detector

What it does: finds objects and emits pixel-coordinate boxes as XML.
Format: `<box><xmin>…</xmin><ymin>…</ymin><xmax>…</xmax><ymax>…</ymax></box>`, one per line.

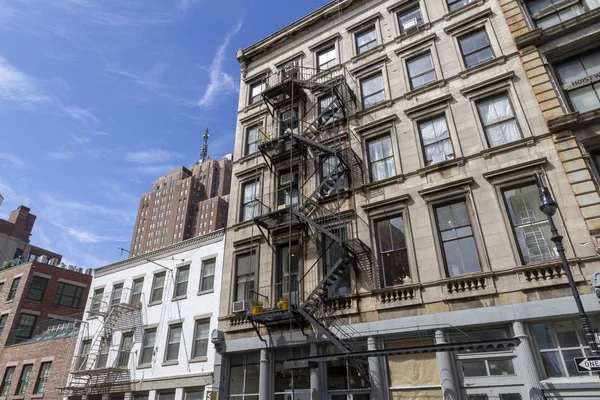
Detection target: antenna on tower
<box><xmin>200</xmin><ymin>127</ymin><xmax>209</xmax><ymax>162</ymax></box>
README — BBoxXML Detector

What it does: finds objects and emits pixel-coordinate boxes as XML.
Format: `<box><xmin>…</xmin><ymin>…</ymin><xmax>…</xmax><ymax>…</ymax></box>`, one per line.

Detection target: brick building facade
<box><xmin>0</xmin><ymin>259</ymin><xmax>92</xmax><ymax>400</ymax></box>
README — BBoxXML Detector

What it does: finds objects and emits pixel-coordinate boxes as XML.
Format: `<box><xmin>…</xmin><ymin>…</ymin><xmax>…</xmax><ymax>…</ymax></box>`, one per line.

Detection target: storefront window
<box><xmin>229</xmin><ymin>353</ymin><xmax>260</xmax><ymax>399</ymax></box>
<box><xmin>274</xmin><ymin>347</ymin><xmax>310</xmax><ymax>399</ymax></box>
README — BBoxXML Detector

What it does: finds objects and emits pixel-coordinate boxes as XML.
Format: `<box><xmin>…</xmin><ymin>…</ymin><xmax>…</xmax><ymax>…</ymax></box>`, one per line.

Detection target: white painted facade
<box><xmin>69</xmin><ymin>230</ymin><xmax>225</xmax><ymax>400</ymax></box>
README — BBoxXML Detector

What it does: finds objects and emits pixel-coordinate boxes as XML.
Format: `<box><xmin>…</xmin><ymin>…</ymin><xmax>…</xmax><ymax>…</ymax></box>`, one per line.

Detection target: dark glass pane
<box><xmin>489</xmin><ymin>359</ymin><xmax>515</xmax><ymax>375</ymax></box>
<box><xmin>540</xmin><ymin>351</ymin><xmax>565</xmax><ymax>377</ymax></box>
<box><xmin>462</xmin><ymin>360</ymin><xmax>487</xmax><ymax>377</ymax></box>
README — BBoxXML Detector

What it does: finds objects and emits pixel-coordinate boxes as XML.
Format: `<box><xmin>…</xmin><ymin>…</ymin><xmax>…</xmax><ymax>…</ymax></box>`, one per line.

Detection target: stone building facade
<box><xmin>215</xmin><ymin>0</ymin><xmax>600</xmax><ymax>399</ymax></box>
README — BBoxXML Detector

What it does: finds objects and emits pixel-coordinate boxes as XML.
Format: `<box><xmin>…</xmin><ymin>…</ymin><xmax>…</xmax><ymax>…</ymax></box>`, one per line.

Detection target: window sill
<box><xmin>515</xmin><ymin>259</ymin><xmax>585</xmax><ymax>291</ymax></box>
<box><xmin>231</xmin><ymin>219</ymin><xmax>255</xmax><ymax>231</ymax></box>
<box><xmin>350</xmin><ymin>44</ymin><xmax>385</xmax><ymax>64</ymax></box>
<box><xmin>235</xmin><ymin>151</ymin><xmax>262</xmax><ymax>165</ymax></box>
<box><xmin>360</xmin><ymin>175</ymin><xmax>405</xmax><ymax>191</ymax></box>
<box><xmin>197</xmin><ymin>289</ymin><xmax>214</xmax><ymax>296</ymax></box>
<box><xmin>31</xmin><ymin>395</ymin><xmax>44</xmax><ymax>399</ymax></box>
<box><xmin>239</xmin><ymin>99</ymin><xmax>267</xmax><ymax>115</ymax></box>
<box><xmin>393</xmin><ymin>23</ymin><xmax>433</xmax><ymax>44</ymax></box>
<box><xmin>313</xmin><ymin>64</ymin><xmax>343</xmax><ymax>82</ymax></box>
<box><xmin>148</xmin><ymin>301</ymin><xmax>162</xmax><ymax>308</ymax></box>
<box><xmin>443</xmin><ymin>0</ymin><xmax>484</xmax><ymax>21</ymax></box>
<box><xmin>137</xmin><ymin>363</ymin><xmax>152</xmax><ymax>370</ymax></box>
<box><xmin>13</xmin><ymin>396</ymin><xmax>24</xmax><ymax>400</ymax></box>
<box><xmin>416</xmin><ymin>157</ymin><xmax>466</xmax><ymax>177</ymax></box>
<box><xmin>404</xmin><ymin>79</ymin><xmax>447</xmax><ymax>100</ymax></box>
<box><xmin>548</xmin><ymin>109</ymin><xmax>600</xmax><ymax>133</ymax></box>
<box><xmin>479</xmin><ymin>136</ymin><xmax>536</xmax><ymax>159</ymax></box>
<box><xmin>5</xmin><ymin>300</ymin><xmax>14</xmax><ymax>304</ymax></box>
<box><xmin>189</xmin><ymin>356</ymin><xmax>208</xmax><ymax>363</ymax></box>
<box><xmin>320</xmin><ymin>189</ymin><xmax>353</xmax><ymax>203</ymax></box>
<box><xmin>172</xmin><ymin>295</ymin><xmax>187</xmax><ymax>302</ymax></box>
<box><xmin>374</xmin><ymin>283</ymin><xmax>423</xmax><ymax>310</ymax></box>
<box><xmin>356</xmin><ymin>99</ymin><xmax>394</xmax><ymax>118</ymax></box>
<box><xmin>459</xmin><ymin>56</ymin><xmax>507</xmax><ymax>79</ymax></box>
<box><xmin>161</xmin><ymin>360</ymin><xmax>179</xmax><ymax>367</ymax></box>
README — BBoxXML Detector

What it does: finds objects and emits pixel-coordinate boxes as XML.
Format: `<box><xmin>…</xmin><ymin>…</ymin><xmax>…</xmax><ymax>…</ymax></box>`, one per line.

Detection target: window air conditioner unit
<box><xmin>280</xmin><ymin>172</ymin><xmax>297</xmax><ymax>186</ymax></box>
<box><xmin>403</xmin><ymin>18</ymin><xmax>419</xmax><ymax>33</ymax></box>
<box><xmin>232</xmin><ymin>300</ymin><xmax>248</xmax><ymax>313</ymax></box>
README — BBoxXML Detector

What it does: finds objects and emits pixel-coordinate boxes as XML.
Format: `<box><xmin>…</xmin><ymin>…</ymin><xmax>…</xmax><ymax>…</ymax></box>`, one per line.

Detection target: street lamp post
<box><xmin>534</xmin><ymin>171</ymin><xmax>599</xmax><ymax>355</ymax></box>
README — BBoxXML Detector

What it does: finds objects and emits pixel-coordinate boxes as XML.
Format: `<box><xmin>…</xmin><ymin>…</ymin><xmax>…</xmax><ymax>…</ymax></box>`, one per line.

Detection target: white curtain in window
<box><xmin>421</xmin><ymin>116</ymin><xmax>453</xmax><ymax>163</ymax></box>
<box><xmin>478</xmin><ymin>96</ymin><xmax>520</xmax><ymax>146</ymax></box>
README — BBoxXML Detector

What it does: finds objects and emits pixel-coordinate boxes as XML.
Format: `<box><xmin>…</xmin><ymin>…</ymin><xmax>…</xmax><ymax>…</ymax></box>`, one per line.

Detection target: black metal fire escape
<box><xmin>248</xmin><ymin>65</ymin><xmax>373</xmax><ymax>380</ymax></box>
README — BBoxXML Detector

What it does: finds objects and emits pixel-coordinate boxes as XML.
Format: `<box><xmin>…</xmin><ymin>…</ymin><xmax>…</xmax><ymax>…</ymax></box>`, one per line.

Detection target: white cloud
<box><xmin>175</xmin><ymin>0</ymin><xmax>200</xmax><ymax>11</ymax></box>
<box><xmin>197</xmin><ymin>21</ymin><xmax>242</xmax><ymax>108</ymax></box>
<box><xmin>0</xmin><ymin>153</ymin><xmax>27</xmax><ymax>168</ymax></box>
<box><xmin>132</xmin><ymin>164</ymin><xmax>180</xmax><ymax>176</ymax></box>
<box><xmin>125</xmin><ymin>149</ymin><xmax>182</xmax><ymax>165</ymax></box>
<box><xmin>61</xmin><ymin>106</ymin><xmax>99</xmax><ymax>124</ymax></box>
<box><xmin>0</xmin><ymin>56</ymin><xmax>53</xmax><ymax>108</ymax></box>
<box><xmin>53</xmin><ymin>222</ymin><xmax>127</xmax><ymax>244</ymax></box>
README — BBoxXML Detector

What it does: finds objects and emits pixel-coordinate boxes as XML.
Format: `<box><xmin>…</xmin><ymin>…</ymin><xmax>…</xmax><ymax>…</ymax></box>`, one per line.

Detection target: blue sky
<box><xmin>0</xmin><ymin>0</ymin><xmax>325</xmax><ymax>268</ymax></box>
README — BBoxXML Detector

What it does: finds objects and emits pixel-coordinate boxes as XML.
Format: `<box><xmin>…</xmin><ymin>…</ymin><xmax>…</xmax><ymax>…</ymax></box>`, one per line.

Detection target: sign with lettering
<box><xmin>574</xmin><ymin>356</ymin><xmax>600</xmax><ymax>372</ymax></box>
<box><xmin>565</xmin><ymin>72</ymin><xmax>600</xmax><ymax>90</ymax></box>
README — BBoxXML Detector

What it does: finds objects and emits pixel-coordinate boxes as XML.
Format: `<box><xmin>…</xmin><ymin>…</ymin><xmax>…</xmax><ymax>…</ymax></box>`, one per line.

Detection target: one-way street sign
<box><xmin>574</xmin><ymin>356</ymin><xmax>600</xmax><ymax>372</ymax></box>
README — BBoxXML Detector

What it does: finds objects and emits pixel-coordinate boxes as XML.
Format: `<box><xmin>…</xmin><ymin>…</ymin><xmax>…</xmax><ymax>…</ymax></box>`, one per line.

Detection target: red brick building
<box><xmin>0</xmin><ymin>259</ymin><xmax>92</xmax><ymax>400</ymax></box>
<box><xmin>0</xmin><ymin>205</ymin><xmax>62</xmax><ymax>265</ymax></box>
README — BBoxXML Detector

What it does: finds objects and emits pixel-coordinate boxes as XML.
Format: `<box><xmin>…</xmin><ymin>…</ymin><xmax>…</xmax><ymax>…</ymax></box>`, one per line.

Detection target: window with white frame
<box><xmin>448</xmin><ymin>0</ymin><xmax>476</xmax><ymax>12</ymax></box>
<box><xmin>554</xmin><ymin>50</ymin><xmax>600</xmax><ymax>113</ymax></box>
<box><xmin>200</xmin><ymin>258</ymin><xmax>216</xmax><ymax>292</ymax></box>
<box><xmin>192</xmin><ymin>319</ymin><xmax>210</xmax><ymax>358</ymax></box>
<box><xmin>165</xmin><ymin>324</ymin><xmax>182</xmax><ymax>361</ymax></box>
<box><xmin>234</xmin><ymin>251</ymin><xmax>256</xmax><ymax>302</ymax></box>
<box><xmin>150</xmin><ymin>272</ymin><xmax>165</xmax><ymax>303</ymax></box>
<box><xmin>318</xmin><ymin>95</ymin><xmax>343</xmax><ymax>125</ymax></box>
<box><xmin>317</xmin><ymin>46</ymin><xmax>337</xmax><ymax>71</ymax></box>
<box><xmin>361</xmin><ymin>73</ymin><xmax>385</xmax><ymax>108</ymax></box>
<box><xmin>524</xmin><ymin>0</ymin><xmax>586</xmax><ymax>30</ymax></box>
<box><xmin>241</xmin><ymin>181</ymin><xmax>259</xmax><ymax>222</ymax></box>
<box><xmin>248</xmin><ymin>80</ymin><xmax>265</xmax><ymax>105</ymax></box>
<box><xmin>502</xmin><ymin>184</ymin><xmax>558</xmax><ymax>264</ymax></box>
<box><xmin>174</xmin><ymin>265</ymin><xmax>189</xmax><ymax>298</ymax></box>
<box><xmin>245</xmin><ymin>125</ymin><xmax>260</xmax><ymax>155</ymax></box>
<box><xmin>398</xmin><ymin>6</ymin><xmax>423</xmax><ymax>33</ymax></box>
<box><xmin>140</xmin><ymin>328</ymin><xmax>156</xmax><ymax>364</ymax></box>
<box><xmin>355</xmin><ymin>26</ymin><xmax>377</xmax><ymax>54</ymax></box>
<box><xmin>110</xmin><ymin>283</ymin><xmax>123</xmax><ymax>305</ymax></box>
<box><xmin>130</xmin><ymin>278</ymin><xmax>144</xmax><ymax>306</ymax></box>
<box><xmin>434</xmin><ymin>200</ymin><xmax>481</xmax><ymax>277</ymax></box>
<box><xmin>419</xmin><ymin>115</ymin><xmax>455</xmax><ymax>165</ymax></box>
<box><xmin>476</xmin><ymin>94</ymin><xmax>520</xmax><ymax>147</ymax></box>
<box><xmin>532</xmin><ymin>319</ymin><xmax>597</xmax><ymax>377</ymax></box>
<box><xmin>367</xmin><ymin>135</ymin><xmax>396</xmax><ymax>181</ymax></box>
<box><xmin>321</xmin><ymin>155</ymin><xmax>345</xmax><ymax>194</ymax></box>
<box><xmin>376</xmin><ymin>215</ymin><xmax>410</xmax><ymax>287</ymax></box>
<box><xmin>459</xmin><ymin>30</ymin><xmax>494</xmax><ymax>69</ymax></box>
<box><xmin>454</xmin><ymin>328</ymin><xmax>516</xmax><ymax>378</ymax></box>
<box><xmin>407</xmin><ymin>52</ymin><xmax>436</xmax><ymax>90</ymax></box>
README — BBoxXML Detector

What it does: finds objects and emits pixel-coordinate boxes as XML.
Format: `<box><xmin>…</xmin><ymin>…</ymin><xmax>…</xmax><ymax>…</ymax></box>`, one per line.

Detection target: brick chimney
<box><xmin>8</xmin><ymin>206</ymin><xmax>36</xmax><ymax>242</ymax></box>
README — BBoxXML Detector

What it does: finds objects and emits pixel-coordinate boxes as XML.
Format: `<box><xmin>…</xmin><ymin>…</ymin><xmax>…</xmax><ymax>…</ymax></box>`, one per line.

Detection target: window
<box><xmin>462</xmin><ymin>358</ymin><xmax>515</xmax><ymax>377</ymax></box>
<box><xmin>275</xmin><ymin>348</ymin><xmax>311</xmax><ymax>398</ymax></box>
<box><xmin>477</xmin><ymin>94</ymin><xmax>520</xmax><ymax>147</ymax></box>
<box><xmin>33</xmin><ymin>362</ymin><xmax>51</xmax><ymax>395</ymax></box>
<box><xmin>91</xmin><ymin>288</ymin><xmax>104</xmax><ymax>311</ymax></box>
<box><xmin>248</xmin><ymin>80</ymin><xmax>265</xmax><ymax>105</ymax></box>
<box><xmin>376</xmin><ymin>216</ymin><xmax>409</xmax><ymax>287</ymax></box>
<box><xmin>150</xmin><ymin>272</ymin><xmax>165</xmax><ymax>303</ymax></box>
<box><xmin>130</xmin><ymin>278</ymin><xmax>144</xmax><ymax>306</ymax></box>
<box><xmin>200</xmin><ymin>258</ymin><xmax>216</xmax><ymax>292</ymax></box>
<box><xmin>398</xmin><ymin>7</ymin><xmax>423</xmax><ymax>33</ymax></box>
<box><xmin>28</xmin><ymin>253</ymin><xmax>38</xmax><ymax>262</ymax></box>
<box><xmin>27</xmin><ymin>276</ymin><xmax>49</xmax><ymax>302</ymax></box>
<box><xmin>525</xmin><ymin>0</ymin><xmax>585</xmax><ymax>29</ymax></box>
<box><xmin>356</xmin><ymin>26</ymin><xmax>377</xmax><ymax>54</ymax></box>
<box><xmin>192</xmin><ymin>320</ymin><xmax>210</xmax><ymax>358</ymax></box>
<box><xmin>53</xmin><ymin>282</ymin><xmax>84</xmax><ymax>309</ymax></box>
<box><xmin>317</xmin><ymin>46</ymin><xmax>336</xmax><ymax>71</ymax></box>
<box><xmin>228</xmin><ymin>353</ymin><xmax>260</xmax><ymax>398</ymax></box>
<box><xmin>419</xmin><ymin>115</ymin><xmax>455</xmax><ymax>165</ymax></box>
<box><xmin>361</xmin><ymin>73</ymin><xmax>385</xmax><ymax>108</ymax></box>
<box><xmin>502</xmin><ymin>184</ymin><xmax>558</xmax><ymax>264</ymax></box>
<box><xmin>16</xmin><ymin>313</ymin><xmax>37</xmax><ymax>339</ymax></box>
<box><xmin>448</xmin><ymin>0</ymin><xmax>475</xmax><ymax>12</ymax></box>
<box><xmin>234</xmin><ymin>251</ymin><xmax>256</xmax><ymax>302</ymax></box>
<box><xmin>434</xmin><ymin>201</ymin><xmax>481</xmax><ymax>277</ymax></box>
<box><xmin>0</xmin><ymin>282</ymin><xmax>3</xmax><ymax>296</ymax></box>
<box><xmin>555</xmin><ymin>50</ymin><xmax>600</xmax><ymax>113</ymax></box>
<box><xmin>110</xmin><ymin>283</ymin><xmax>124</xmax><ymax>305</ymax></box>
<box><xmin>459</xmin><ymin>30</ymin><xmax>493</xmax><ymax>69</ymax></box>
<box><xmin>76</xmin><ymin>340</ymin><xmax>91</xmax><ymax>371</ymax></box>
<box><xmin>245</xmin><ymin>125</ymin><xmax>260</xmax><ymax>155</ymax></box>
<box><xmin>158</xmin><ymin>392</ymin><xmax>175</xmax><ymax>400</ymax></box>
<box><xmin>322</xmin><ymin>155</ymin><xmax>345</xmax><ymax>194</ymax></box>
<box><xmin>185</xmin><ymin>389</ymin><xmax>204</xmax><ymax>400</ymax></box>
<box><xmin>275</xmin><ymin>242</ymin><xmax>301</xmax><ymax>301</ymax></box>
<box><xmin>368</xmin><ymin>136</ymin><xmax>396</xmax><ymax>182</ymax></box>
<box><xmin>118</xmin><ymin>333</ymin><xmax>134</xmax><ymax>367</ymax></box>
<box><xmin>323</xmin><ymin>229</ymin><xmax>351</xmax><ymax>297</ymax></box>
<box><xmin>15</xmin><ymin>364</ymin><xmax>32</xmax><ymax>396</ymax></box>
<box><xmin>277</xmin><ymin>169</ymin><xmax>299</xmax><ymax>207</ymax></box>
<box><xmin>532</xmin><ymin>320</ymin><xmax>596</xmax><ymax>377</ymax></box>
<box><xmin>241</xmin><ymin>181</ymin><xmax>259</xmax><ymax>222</ymax></box>
<box><xmin>174</xmin><ymin>265</ymin><xmax>189</xmax><ymax>298</ymax></box>
<box><xmin>165</xmin><ymin>324</ymin><xmax>182</xmax><ymax>361</ymax></box>
<box><xmin>0</xmin><ymin>314</ymin><xmax>7</xmax><ymax>339</ymax></box>
<box><xmin>96</xmin><ymin>338</ymin><xmax>110</xmax><ymax>368</ymax></box>
<box><xmin>318</xmin><ymin>96</ymin><xmax>343</xmax><ymax>125</ymax></box>
<box><xmin>279</xmin><ymin>107</ymin><xmax>299</xmax><ymax>135</ymax></box>
<box><xmin>407</xmin><ymin>52</ymin><xmax>436</xmax><ymax>90</ymax></box>
<box><xmin>0</xmin><ymin>367</ymin><xmax>15</xmax><ymax>397</ymax></box>
<box><xmin>325</xmin><ymin>344</ymin><xmax>370</xmax><ymax>394</ymax></box>
<box><xmin>140</xmin><ymin>328</ymin><xmax>156</xmax><ymax>364</ymax></box>
<box><xmin>7</xmin><ymin>277</ymin><xmax>20</xmax><ymax>301</ymax></box>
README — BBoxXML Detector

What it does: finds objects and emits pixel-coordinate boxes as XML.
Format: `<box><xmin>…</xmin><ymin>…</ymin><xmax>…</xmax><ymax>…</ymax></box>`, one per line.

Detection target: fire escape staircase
<box><xmin>250</xmin><ymin>68</ymin><xmax>371</xmax><ymax>381</ymax></box>
<box><xmin>62</xmin><ymin>291</ymin><xmax>144</xmax><ymax>396</ymax></box>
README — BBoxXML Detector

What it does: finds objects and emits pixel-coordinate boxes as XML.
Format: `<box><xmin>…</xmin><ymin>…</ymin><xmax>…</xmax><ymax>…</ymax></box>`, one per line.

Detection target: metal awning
<box><xmin>283</xmin><ymin>337</ymin><xmax>520</xmax><ymax>370</ymax></box>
